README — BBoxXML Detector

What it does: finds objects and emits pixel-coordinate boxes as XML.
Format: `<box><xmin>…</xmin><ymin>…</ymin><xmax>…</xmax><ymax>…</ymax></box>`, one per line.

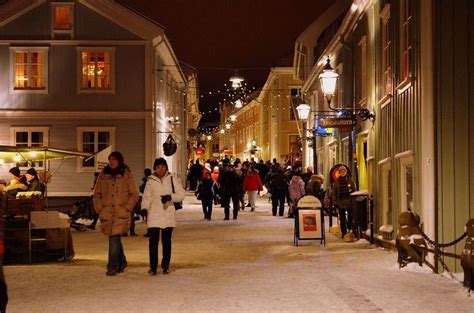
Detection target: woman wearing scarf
<box><xmin>93</xmin><ymin>151</ymin><xmax>139</xmax><ymax>276</ymax></box>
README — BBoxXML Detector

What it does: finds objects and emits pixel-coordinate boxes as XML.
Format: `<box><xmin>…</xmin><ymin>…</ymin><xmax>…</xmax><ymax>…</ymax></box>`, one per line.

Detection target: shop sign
<box><xmin>319</xmin><ymin>117</ymin><xmax>356</xmax><ymax>128</ymax></box>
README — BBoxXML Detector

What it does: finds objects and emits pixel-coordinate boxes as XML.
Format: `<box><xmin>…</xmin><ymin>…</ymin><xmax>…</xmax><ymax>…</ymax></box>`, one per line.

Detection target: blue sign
<box><xmin>315</xmin><ymin>117</ymin><xmax>334</xmax><ymax>136</ymax></box>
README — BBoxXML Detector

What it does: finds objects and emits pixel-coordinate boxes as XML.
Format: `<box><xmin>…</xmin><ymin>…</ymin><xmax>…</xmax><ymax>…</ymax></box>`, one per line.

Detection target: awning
<box><xmin>0</xmin><ymin>145</ymin><xmax>93</xmax><ymax>165</ymax></box>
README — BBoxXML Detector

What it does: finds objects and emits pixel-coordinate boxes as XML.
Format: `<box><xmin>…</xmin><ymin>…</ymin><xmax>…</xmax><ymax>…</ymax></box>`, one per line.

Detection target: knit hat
<box><xmin>205</xmin><ymin>163</ymin><xmax>212</xmax><ymax>172</ymax></box>
<box><xmin>9</xmin><ymin>166</ymin><xmax>20</xmax><ymax>177</ymax></box>
<box><xmin>26</xmin><ymin>167</ymin><xmax>38</xmax><ymax>178</ymax></box>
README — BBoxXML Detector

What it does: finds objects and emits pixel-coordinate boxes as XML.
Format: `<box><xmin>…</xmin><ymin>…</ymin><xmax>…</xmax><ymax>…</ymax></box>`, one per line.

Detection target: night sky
<box><xmin>117</xmin><ymin>0</ymin><xmax>336</xmax><ymax>123</ymax></box>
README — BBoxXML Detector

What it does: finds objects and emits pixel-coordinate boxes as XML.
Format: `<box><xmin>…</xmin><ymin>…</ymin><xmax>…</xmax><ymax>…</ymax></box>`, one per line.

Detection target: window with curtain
<box><xmin>13</xmin><ymin>50</ymin><xmax>47</xmax><ymax>90</ymax></box>
<box><xmin>400</xmin><ymin>0</ymin><xmax>413</xmax><ymax>81</ymax></box>
<box><xmin>80</xmin><ymin>51</ymin><xmax>112</xmax><ymax>90</ymax></box>
<box><xmin>54</xmin><ymin>5</ymin><xmax>72</xmax><ymax>30</ymax></box>
<box><xmin>380</xmin><ymin>4</ymin><xmax>393</xmax><ymax>96</ymax></box>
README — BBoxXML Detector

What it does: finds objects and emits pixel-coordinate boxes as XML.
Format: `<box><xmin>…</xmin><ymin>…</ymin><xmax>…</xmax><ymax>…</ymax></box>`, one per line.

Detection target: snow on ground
<box><xmin>4</xmin><ymin>193</ymin><xmax>473</xmax><ymax>312</ymax></box>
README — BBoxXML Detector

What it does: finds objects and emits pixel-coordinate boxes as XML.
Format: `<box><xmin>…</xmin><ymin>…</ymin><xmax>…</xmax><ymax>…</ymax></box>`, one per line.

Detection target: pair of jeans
<box><xmin>148</xmin><ymin>227</ymin><xmax>174</xmax><ymax>272</ymax></box>
<box><xmin>338</xmin><ymin>207</ymin><xmax>353</xmax><ymax>236</ymax></box>
<box><xmin>271</xmin><ymin>193</ymin><xmax>286</xmax><ymax>216</ymax></box>
<box><xmin>108</xmin><ymin>235</ymin><xmax>127</xmax><ymax>271</ymax></box>
<box><xmin>247</xmin><ymin>191</ymin><xmax>258</xmax><ymax>209</ymax></box>
<box><xmin>222</xmin><ymin>195</ymin><xmax>239</xmax><ymax>219</ymax></box>
<box><xmin>201</xmin><ymin>199</ymin><xmax>213</xmax><ymax>219</ymax></box>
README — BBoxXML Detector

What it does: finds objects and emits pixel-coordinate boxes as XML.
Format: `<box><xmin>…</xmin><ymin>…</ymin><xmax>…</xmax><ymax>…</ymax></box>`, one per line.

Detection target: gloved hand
<box><xmin>161</xmin><ymin>195</ymin><xmax>172</xmax><ymax>203</ymax></box>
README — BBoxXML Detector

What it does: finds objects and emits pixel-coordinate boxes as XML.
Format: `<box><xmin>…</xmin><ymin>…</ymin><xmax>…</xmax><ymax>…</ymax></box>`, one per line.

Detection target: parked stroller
<box><xmin>68</xmin><ymin>196</ymin><xmax>98</xmax><ymax>231</ymax></box>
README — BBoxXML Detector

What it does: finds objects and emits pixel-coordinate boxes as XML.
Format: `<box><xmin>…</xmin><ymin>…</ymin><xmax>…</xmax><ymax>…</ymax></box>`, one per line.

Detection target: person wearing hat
<box><xmin>305</xmin><ymin>174</ymin><xmax>325</xmax><ymax>203</ymax></box>
<box><xmin>93</xmin><ymin>151</ymin><xmax>139</xmax><ymax>276</ymax></box>
<box><xmin>332</xmin><ymin>166</ymin><xmax>357</xmax><ymax>239</ymax></box>
<box><xmin>4</xmin><ymin>167</ymin><xmax>27</xmax><ymax>197</ymax></box>
<box><xmin>25</xmin><ymin>168</ymin><xmax>45</xmax><ymax>195</ymax></box>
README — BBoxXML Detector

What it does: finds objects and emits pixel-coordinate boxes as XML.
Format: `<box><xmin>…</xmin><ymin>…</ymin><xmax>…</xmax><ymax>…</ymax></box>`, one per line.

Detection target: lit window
<box><xmin>77</xmin><ymin>127</ymin><xmax>115</xmax><ymax>172</ymax></box>
<box><xmin>380</xmin><ymin>4</ymin><xmax>392</xmax><ymax>96</ymax></box>
<box><xmin>52</xmin><ymin>3</ymin><xmax>74</xmax><ymax>38</ymax></box>
<box><xmin>358</xmin><ymin>36</ymin><xmax>367</xmax><ymax>105</ymax></box>
<box><xmin>77</xmin><ymin>48</ymin><xmax>115</xmax><ymax>93</ymax></box>
<box><xmin>400</xmin><ymin>0</ymin><xmax>413</xmax><ymax>81</ymax></box>
<box><xmin>11</xmin><ymin>48</ymin><xmax>48</xmax><ymax>92</ymax></box>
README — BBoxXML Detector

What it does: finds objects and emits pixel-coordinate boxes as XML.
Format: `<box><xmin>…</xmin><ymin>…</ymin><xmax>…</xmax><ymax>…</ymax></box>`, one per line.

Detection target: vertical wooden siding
<box><xmin>436</xmin><ymin>0</ymin><xmax>473</xmax><ymax>272</ymax></box>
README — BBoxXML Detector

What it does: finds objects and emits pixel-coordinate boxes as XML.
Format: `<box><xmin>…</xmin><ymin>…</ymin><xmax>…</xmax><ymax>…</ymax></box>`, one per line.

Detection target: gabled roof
<box><xmin>0</xmin><ymin>0</ymin><xmax>46</xmax><ymax>27</ymax></box>
<box><xmin>0</xmin><ymin>0</ymin><xmax>187</xmax><ymax>85</ymax></box>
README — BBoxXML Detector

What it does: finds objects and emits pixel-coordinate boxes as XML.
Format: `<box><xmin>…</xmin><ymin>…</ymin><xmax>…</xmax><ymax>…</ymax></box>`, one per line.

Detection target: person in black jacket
<box><xmin>266</xmin><ymin>165</ymin><xmax>288</xmax><ymax>216</ymax></box>
<box><xmin>218</xmin><ymin>164</ymin><xmax>241</xmax><ymax>220</ymax></box>
<box><xmin>25</xmin><ymin>168</ymin><xmax>45</xmax><ymax>196</ymax></box>
<box><xmin>195</xmin><ymin>170</ymin><xmax>214</xmax><ymax>220</ymax></box>
<box><xmin>188</xmin><ymin>160</ymin><xmax>203</xmax><ymax>191</ymax></box>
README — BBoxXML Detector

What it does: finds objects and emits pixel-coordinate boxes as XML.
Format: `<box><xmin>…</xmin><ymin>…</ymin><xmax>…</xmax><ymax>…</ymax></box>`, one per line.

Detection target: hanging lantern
<box><xmin>229</xmin><ymin>75</ymin><xmax>244</xmax><ymax>89</ymax></box>
<box><xmin>234</xmin><ymin>99</ymin><xmax>243</xmax><ymax>108</ymax></box>
<box><xmin>163</xmin><ymin>135</ymin><xmax>177</xmax><ymax>156</ymax></box>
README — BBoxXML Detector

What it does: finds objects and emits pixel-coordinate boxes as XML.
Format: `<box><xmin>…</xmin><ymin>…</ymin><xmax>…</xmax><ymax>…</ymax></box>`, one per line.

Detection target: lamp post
<box><xmin>296</xmin><ymin>102</ymin><xmax>317</xmax><ymax>175</ymax></box>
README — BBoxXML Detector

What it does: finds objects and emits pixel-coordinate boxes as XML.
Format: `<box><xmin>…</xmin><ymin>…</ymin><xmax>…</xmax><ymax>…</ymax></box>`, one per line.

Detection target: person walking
<box><xmin>288</xmin><ymin>172</ymin><xmax>305</xmax><ymax>218</ymax></box>
<box><xmin>188</xmin><ymin>160</ymin><xmax>203</xmax><ymax>191</ymax></box>
<box><xmin>195</xmin><ymin>170</ymin><xmax>214</xmax><ymax>220</ymax></box>
<box><xmin>93</xmin><ymin>151</ymin><xmax>139</xmax><ymax>276</ymax></box>
<box><xmin>242</xmin><ymin>165</ymin><xmax>263</xmax><ymax>212</ymax></box>
<box><xmin>218</xmin><ymin>164</ymin><xmax>241</xmax><ymax>220</ymax></box>
<box><xmin>305</xmin><ymin>174</ymin><xmax>325</xmax><ymax>203</ymax></box>
<box><xmin>266</xmin><ymin>165</ymin><xmax>288</xmax><ymax>216</ymax></box>
<box><xmin>141</xmin><ymin>158</ymin><xmax>185</xmax><ymax>275</ymax></box>
<box><xmin>332</xmin><ymin>166</ymin><xmax>356</xmax><ymax>238</ymax></box>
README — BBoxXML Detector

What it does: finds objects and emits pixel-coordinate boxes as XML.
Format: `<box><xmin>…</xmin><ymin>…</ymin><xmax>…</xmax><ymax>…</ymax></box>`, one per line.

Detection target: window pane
<box><xmin>83</xmin><ymin>157</ymin><xmax>95</xmax><ymax>167</ymax></box>
<box><xmin>82</xmin><ymin>131</ymin><xmax>95</xmax><ymax>143</ymax></box>
<box><xmin>405</xmin><ymin>164</ymin><xmax>414</xmax><ymax>211</ymax></box>
<box><xmin>15</xmin><ymin>52</ymin><xmax>28</xmax><ymax>89</ymax></box>
<box><xmin>16</xmin><ymin>132</ymin><xmax>28</xmax><ymax>145</ymax></box>
<box><xmin>387</xmin><ymin>169</ymin><xmax>392</xmax><ymax>225</ymax></box>
<box><xmin>81</xmin><ymin>52</ymin><xmax>96</xmax><ymax>89</ymax></box>
<box><xmin>54</xmin><ymin>6</ymin><xmax>72</xmax><ymax>30</ymax></box>
<box><xmin>98</xmin><ymin>132</ymin><xmax>110</xmax><ymax>143</ymax></box>
<box><xmin>31</xmin><ymin>132</ymin><xmax>43</xmax><ymax>146</ymax></box>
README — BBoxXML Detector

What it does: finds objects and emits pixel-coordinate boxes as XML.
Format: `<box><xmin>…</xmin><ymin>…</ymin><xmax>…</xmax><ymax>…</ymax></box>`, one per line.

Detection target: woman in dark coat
<box><xmin>196</xmin><ymin>170</ymin><xmax>215</xmax><ymax>220</ymax></box>
<box><xmin>332</xmin><ymin>167</ymin><xmax>356</xmax><ymax>238</ymax></box>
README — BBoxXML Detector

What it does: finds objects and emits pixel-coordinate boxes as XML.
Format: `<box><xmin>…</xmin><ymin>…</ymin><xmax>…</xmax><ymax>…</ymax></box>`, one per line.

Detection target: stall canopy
<box><xmin>0</xmin><ymin>145</ymin><xmax>93</xmax><ymax>165</ymax></box>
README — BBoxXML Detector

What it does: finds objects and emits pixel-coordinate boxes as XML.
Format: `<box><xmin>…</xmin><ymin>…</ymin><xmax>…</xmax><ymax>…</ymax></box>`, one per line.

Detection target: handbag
<box><xmin>170</xmin><ymin>176</ymin><xmax>183</xmax><ymax>210</ymax></box>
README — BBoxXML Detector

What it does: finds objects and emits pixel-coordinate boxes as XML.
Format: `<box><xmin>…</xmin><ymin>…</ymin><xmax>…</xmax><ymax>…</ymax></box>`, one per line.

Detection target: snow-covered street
<box><xmin>4</xmin><ymin>194</ymin><xmax>473</xmax><ymax>312</ymax></box>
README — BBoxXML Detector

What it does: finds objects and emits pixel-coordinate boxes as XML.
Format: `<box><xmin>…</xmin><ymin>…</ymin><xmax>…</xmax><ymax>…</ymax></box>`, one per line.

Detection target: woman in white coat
<box><xmin>141</xmin><ymin>158</ymin><xmax>185</xmax><ymax>275</ymax></box>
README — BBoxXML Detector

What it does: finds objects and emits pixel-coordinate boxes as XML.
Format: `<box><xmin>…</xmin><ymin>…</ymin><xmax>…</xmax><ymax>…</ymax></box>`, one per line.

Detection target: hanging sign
<box><xmin>320</xmin><ymin>117</ymin><xmax>356</xmax><ymax>128</ymax></box>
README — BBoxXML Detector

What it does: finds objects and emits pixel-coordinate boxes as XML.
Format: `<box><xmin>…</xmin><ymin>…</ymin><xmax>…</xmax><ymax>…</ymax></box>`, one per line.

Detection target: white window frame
<box><xmin>398</xmin><ymin>153</ymin><xmax>415</xmax><ymax>213</ymax></box>
<box><xmin>335</xmin><ymin>63</ymin><xmax>344</xmax><ymax>108</ymax></box>
<box><xmin>10</xmin><ymin>126</ymin><xmax>50</xmax><ymax>170</ymax></box>
<box><xmin>76</xmin><ymin>127</ymin><xmax>116</xmax><ymax>173</ymax></box>
<box><xmin>51</xmin><ymin>2</ymin><xmax>74</xmax><ymax>39</ymax></box>
<box><xmin>380</xmin><ymin>160</ymin><xmax>392</xmax><ymax>226</ymax></box>
<box><xmin>328</xmin><ymin>141</ymin><xmax>337</xmax><ymax>168</ymax></box>
<box><xmin>358</xmin><ymin>36</ymin><xmax>367</xmax><ymax>106</ymax></box>
<box><xmin>76</xmin><ymin>47</ymin><xmax>115</xmax><ymax>94</ymax></box>
<box><xmin>10</xmin><ymin>47</ymin><xmax>49</xmax><ymax>94</ymax></box>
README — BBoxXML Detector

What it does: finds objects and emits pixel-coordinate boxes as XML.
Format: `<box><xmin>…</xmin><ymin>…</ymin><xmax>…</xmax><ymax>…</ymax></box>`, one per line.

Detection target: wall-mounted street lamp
<box><xmin>234</xmin><ymin>99</ymin><xmax>243</xmax><ymax>108</ymax></box>
<box><xmin>319</xmin><ymin>58</ymin><xmax>339</xmax><ymax>110</ymax></box>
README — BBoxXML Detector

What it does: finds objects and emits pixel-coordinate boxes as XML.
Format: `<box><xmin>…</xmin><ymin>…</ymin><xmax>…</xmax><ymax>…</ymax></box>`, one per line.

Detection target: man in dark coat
<box><xmin>218</xmin><ymin>164</ymin><xmax>241</xmax><ymax>220</ymax></box>
<box><xmin>266</xmin><ymin>166</ymin><xmax>288</xmax><ymax>216</ymax></box>
<box><xmin>256</xmin><ymin>160</ymin><xmax>268</xmax><ymax>186</ymax></box>
<box><xmin>188</xmin><ymin>160</ymin><xmax>203</xmax><ymax>191</ymax></box>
